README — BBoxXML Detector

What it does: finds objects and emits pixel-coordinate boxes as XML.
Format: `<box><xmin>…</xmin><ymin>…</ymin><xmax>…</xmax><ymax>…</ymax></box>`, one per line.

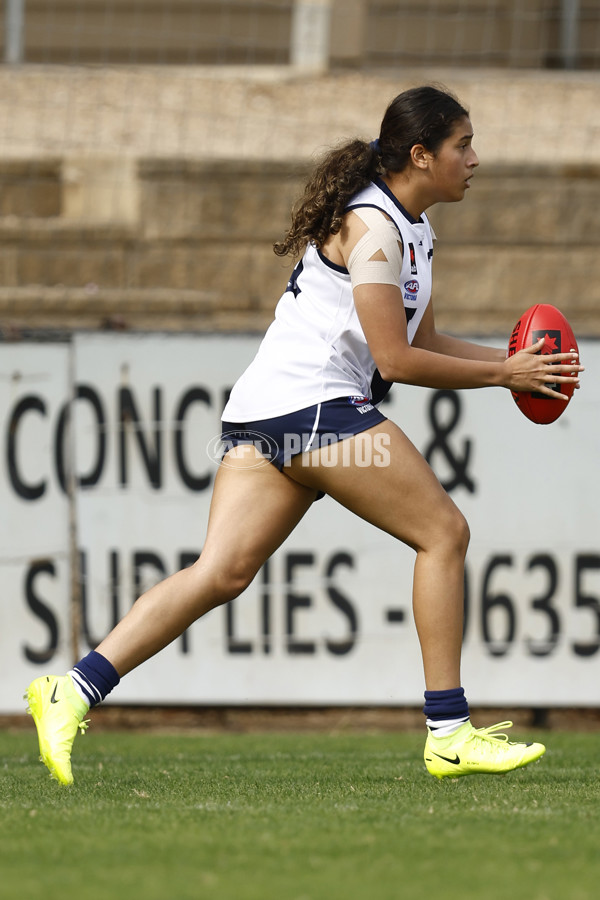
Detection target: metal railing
<box><xmin>4</xmin><ymin>0</ymin><xmax>24</xmax><ymax>64</ymax></box>
<box><xmin>2</xmin><ymin>0</ymin><xmax>589</xmax><ymax>69</ymax></box>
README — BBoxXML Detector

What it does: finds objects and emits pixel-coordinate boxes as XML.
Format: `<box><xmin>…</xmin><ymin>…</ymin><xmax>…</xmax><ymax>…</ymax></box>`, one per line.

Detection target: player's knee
<box><xmin>436</xmin><ymin>503</ymin><xmax>470</xmax><ymax>559</ymax></box>
<box><xmin>198</xmin><ymin>557</ymin><xmax>257</xmax><ymax>605</ymax></box>
<box><xmin>448</xmin><ymin>507</ymin><xmax>470</xmax><ymax>557</ymax></box>
<box><xmin>222</xmin><ymin>562</ymin><xmax>257</xmax><ymax>600</ymax></box>
<box><xmin>456</xmin><ymin>511</ymin><xmax>470</xmax><ymax>556</ymax></box>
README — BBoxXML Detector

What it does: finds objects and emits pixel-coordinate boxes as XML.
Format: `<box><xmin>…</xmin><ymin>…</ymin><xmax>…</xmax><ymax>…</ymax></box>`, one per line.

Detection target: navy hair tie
<box><xmin>370</xmin><ymin>138</ymin><xmax>380</xmax><ymax>154</ymax></box>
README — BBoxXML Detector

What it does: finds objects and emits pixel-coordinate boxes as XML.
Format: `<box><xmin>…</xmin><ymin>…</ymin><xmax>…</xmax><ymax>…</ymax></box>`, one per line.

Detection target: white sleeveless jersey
<box><xmin>222</xmin><ymin>177</ymin><xmax>435</xmax><ymax>421</ymax></box>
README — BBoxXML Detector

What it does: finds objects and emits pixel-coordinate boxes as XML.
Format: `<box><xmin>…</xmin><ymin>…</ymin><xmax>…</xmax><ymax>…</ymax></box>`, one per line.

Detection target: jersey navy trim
<box><xmin>372</xmin><ymin>176</ymin><xmax>421</xmax><ymax>224</ymax></box>
<box><xmin>345</xmin><ymin>201</ymin><xmax>397</xmax><ymax>220</ymax></box>
<box><xmin>317</xmin><ymin>248</ymin><xmax>348</xmax><ymax>274</ymax></box>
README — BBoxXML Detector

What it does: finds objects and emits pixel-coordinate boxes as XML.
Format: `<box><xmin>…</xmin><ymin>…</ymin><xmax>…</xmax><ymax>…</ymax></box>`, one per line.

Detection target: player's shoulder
<box><xmin>346</xmin><ymin>205</ymin><xmax>396</xmax><ymax>228</ymax></box>
<box><xmin>338</xmin><ymin>206</ymin><xmax>400</xmax><ymax>263</ymax></box>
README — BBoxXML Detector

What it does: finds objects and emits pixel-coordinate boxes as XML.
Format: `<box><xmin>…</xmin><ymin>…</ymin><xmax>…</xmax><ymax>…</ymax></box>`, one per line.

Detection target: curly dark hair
<box><xmin>273</xmin><ymin>85</ymin><xmax>468</xmax><ymax>259</ymax></box>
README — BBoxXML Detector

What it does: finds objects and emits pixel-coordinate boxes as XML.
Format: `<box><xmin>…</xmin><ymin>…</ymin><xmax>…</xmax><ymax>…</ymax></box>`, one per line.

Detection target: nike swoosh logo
<box><xmin>50</xmin><ymin>683</ymin><xmax>59</xmax><ymax>704</ymax></box>
<box><xmin>431</xmin><ymin>751</ymin><xmax>461</xmax><ymax>765</ymax></box>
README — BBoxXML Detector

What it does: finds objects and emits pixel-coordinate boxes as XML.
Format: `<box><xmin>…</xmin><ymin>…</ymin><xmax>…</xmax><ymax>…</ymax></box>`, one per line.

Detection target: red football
<box><xmin>507</xmin><ymin>304</ymin><xmax>579</xmax><ymax>424</ymax></box>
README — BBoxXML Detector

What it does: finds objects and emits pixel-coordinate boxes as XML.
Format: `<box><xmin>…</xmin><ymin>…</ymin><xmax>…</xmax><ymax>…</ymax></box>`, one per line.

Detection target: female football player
<box><xmin>26</xmin><ymin>85</ymin><xmax>582</xmax><ymax>784</ymax></box>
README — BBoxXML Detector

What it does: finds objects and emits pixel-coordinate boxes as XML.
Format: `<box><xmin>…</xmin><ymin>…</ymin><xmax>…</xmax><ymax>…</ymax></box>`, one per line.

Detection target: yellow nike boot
<box><xmin>25</xmin><ymin>675</ymin><xmax>90</xmax><ymax>785</ymax></box>
<box><xmin>424</xmin><ymin>720</ymin><xmax>545</xmax><ymax>779</ymax></box>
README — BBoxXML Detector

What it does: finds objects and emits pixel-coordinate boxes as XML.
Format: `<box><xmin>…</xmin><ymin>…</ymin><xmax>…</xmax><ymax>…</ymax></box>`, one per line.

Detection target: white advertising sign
<box><xmin>0</xmin><ymin>344</ymin><xmax>73</xmax><ymax>711</ymax></box>
<box><xmin>1</xmin><ymin>334</ymin><xmax>598</xmax><ymax>712</ymax></box>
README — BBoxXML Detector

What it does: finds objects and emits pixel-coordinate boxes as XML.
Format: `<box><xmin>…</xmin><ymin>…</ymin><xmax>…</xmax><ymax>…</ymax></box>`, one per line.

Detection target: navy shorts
<box><xmin>221</xmin><ymin>395</ymin><xmax>387</xmax><ymax>471</ymax></box>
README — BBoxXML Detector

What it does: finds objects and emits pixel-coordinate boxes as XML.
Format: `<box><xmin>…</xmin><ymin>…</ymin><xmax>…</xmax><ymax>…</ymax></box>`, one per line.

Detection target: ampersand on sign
<box><xmin>423</xmin><ymin>390</ymin><xmax>476</xmax><ymax>494</ymax></box>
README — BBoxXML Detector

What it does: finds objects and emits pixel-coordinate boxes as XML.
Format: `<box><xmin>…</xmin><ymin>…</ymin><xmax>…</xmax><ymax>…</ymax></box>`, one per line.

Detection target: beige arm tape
<box><xmin>347</xmin><ymin>207</ymin><xmax>403</xmax><ymax>288</ymax></box>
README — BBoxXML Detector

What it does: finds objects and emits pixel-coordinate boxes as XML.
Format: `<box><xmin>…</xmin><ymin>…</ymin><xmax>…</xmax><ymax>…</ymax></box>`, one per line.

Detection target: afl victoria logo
<box><xmin>403</xmin><ymin>279</ymin><xmax>419</xmax><ymax>302</ymax></box>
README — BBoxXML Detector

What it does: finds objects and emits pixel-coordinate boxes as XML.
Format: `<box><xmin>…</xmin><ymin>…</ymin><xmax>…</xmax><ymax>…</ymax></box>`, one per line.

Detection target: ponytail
<box><xmin>273</xmin><ymin>139</ymin><xmax>380</xmax><ymax>259</ymax></box>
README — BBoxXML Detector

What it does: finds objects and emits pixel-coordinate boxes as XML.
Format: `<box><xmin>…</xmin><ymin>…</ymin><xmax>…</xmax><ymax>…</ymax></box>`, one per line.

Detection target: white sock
<box><xmin>426</xmin><ymin>716</ymin><xmax>470</xmax><ymax>738</ymax></box>
<box><xmin>67</xmin><ymin>670</ymin><xmax>92</xmax><ymax>708</ymax></box>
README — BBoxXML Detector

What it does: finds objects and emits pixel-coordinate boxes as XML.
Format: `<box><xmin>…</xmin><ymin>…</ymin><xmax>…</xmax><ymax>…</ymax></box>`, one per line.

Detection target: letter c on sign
<box><xmin>7</xmin><ymin>395</ymin><xmax>47</xmax><ymax>500</ymax></box>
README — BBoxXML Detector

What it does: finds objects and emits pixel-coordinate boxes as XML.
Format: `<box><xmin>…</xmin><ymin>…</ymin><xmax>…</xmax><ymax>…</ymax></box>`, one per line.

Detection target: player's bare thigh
<box><xmin>198</xmin><ymin>443</ymin><xmax>318</xmax><ymax>592</ymax></box>
<box><xmin>286</xmin><ymin>419</ymin><xmax>467</xmax><ymax>553</ymax></box>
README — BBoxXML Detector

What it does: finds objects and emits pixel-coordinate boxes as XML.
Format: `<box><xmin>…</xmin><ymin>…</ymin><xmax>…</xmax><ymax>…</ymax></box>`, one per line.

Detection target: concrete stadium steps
<box><xmin>0</xmin><ymin>220</ymin><xmax>295</xmax><ymax>330</ymax></box>
<box><xmin>137</xmin><ymin>159</ymin><xmax>308</xmax><ymax>241</ymax></box>
<box><xmin>0</xmin><ymin>159</ymin><xmax>62</xmax><ymax>217</ymax></box>
<box><xmin>428</xmin><ymin>163</ymin><xmax>600</xmax><ymax>334</ymax></box>
<box><xmin>1</xmin><ymin>158</ymin><xmax>599</xmax><ymax>336</ymax></box>
<box><xmin>0</xmin><ymin>286</ymin><xmax>268</xmax><ymax>334</ymax></box>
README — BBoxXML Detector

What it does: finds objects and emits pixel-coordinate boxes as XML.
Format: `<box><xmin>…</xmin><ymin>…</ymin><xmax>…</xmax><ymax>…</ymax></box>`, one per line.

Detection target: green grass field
<box><xmin>1</xmin><ymin>728</ymin><xmax>599</xmax><ymax>900</ymax></box>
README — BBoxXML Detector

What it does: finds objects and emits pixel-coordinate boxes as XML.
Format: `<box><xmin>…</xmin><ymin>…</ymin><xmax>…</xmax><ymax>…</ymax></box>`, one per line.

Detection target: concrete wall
<box><xmin>0</xmin><ymin>67</ymin><xmax>599</xmax><ymax>339</ymax></box>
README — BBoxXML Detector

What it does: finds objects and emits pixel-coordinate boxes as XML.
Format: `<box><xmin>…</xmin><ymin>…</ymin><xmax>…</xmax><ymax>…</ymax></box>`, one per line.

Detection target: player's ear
<box><xmin>410</xmin><ymin>143</ymin><xmax>433</xmax><ymax>170</ymax></box>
